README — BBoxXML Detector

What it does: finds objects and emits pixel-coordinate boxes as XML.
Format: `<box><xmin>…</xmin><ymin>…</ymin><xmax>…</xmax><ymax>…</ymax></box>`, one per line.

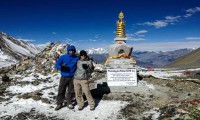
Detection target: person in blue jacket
<box><xmin>55</xmin><ymin>45</ymin><xmax>79</xmax><ymax>111</ymax></box>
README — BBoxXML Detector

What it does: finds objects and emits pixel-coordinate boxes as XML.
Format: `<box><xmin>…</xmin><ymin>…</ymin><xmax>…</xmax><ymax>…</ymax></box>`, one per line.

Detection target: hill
<box><xmin>133</xmin><ymin>49</ymin><xmax>193</xmax><ymax>68</ymax></box>
<box><xmin>165</xmin><ymin>48</ymin><xmax>200</xmax><ymax>68</ymax></box>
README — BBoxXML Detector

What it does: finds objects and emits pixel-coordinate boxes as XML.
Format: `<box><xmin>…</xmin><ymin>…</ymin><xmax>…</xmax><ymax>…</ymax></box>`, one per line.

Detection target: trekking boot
<box><xmin>55</xmin><ymin>104</ymin><xmax>62</xmax><ymax>111</ymax></box>
<box><xmin>90</xmin><ymin>106</ymin><xmax>95</xmax><ymax>111</ymax></box>
<box><xmin>67</xmin><ymin>104</ymin><xmax>74</xmax><ymax>109</ymax></box>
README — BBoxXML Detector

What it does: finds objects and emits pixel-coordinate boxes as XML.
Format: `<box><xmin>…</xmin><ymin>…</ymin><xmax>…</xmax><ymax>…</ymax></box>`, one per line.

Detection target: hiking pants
<box><xmin>56</xmin><ymin>76</ymin><xmax>74</xmax><ymax>105</ymax></box>
<box><xmin>74</xmin><ymin>79</ymin><xmax>95</xmax><ymax>108</ymax></box>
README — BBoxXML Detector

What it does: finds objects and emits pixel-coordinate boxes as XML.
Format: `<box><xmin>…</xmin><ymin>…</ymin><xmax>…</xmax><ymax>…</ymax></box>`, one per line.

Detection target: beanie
<box><xmin>80</xmin><ymin>50</ymin><xmax>87</xmax><ymax>56</ymax></box>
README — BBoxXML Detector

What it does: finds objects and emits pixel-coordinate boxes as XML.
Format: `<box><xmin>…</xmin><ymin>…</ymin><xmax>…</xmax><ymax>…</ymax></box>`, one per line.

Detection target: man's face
<box><xmin>68</xmin><ymin>50</ymin><xmax>75</xmax><ymax>54</ymax></box>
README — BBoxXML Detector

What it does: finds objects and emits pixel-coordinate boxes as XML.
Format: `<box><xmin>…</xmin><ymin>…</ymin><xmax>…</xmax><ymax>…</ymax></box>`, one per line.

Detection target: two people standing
<box><xmin>55</xmin><ymin>45</ymin><xmax>95</xmax><ymax>111</ymax></box>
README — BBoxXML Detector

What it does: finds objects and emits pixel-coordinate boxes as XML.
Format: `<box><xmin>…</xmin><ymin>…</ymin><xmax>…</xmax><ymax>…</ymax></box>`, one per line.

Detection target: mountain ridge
<box><xmin>165</xmin><ymin>48</ymin><xmax>200</xmax><ymax>69</ymax></box>
<box><xmin>0</xmin><ymin>32</ymin><xmax>196</xmax><ymax>68</ymax></box>
<box><xmin>0</xmin><ymin>32</ymin><xmax>41</xmax><ymax>68</ymax></box>
<box><xmin>88</xmin><ymin>48</ymin><xmax>194</xmax><ymax>67</ymax></box>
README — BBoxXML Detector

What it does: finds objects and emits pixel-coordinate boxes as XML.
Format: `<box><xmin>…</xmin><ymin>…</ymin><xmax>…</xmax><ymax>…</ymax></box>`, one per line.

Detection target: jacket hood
<box><xmin>67</xmin><ymin>45</ymin><xmax>76</xmax><ymax>52</ymax></box>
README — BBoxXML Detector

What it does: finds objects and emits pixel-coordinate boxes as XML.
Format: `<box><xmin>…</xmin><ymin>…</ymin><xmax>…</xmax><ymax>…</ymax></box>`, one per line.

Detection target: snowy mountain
<box><xmin>86</xmin><ymin>48</ymin><xmax>194</xmax><ymax>67</ymax></box>
<box><xmin>0</xmin><ymin>32</ymin><xmax>41</xmax><ymax>68</ymax></box>
<box><xmin>0</xmin><ymin>31</ymin><xmax>195</xmax><ymax>68</ymax></box>
<box><xmin>86</xmin><ymin>48</ymin><xmax>108</xmax><ymax>54</ymax></box>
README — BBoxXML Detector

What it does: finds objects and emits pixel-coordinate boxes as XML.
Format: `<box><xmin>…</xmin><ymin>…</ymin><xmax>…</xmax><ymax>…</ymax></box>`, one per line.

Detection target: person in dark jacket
<box><xmin>55</xmin><ymin>45</ymin><xmax>79</xmax><ymax>111</ymax></box>
<box><xmin>74</xmin><ymin>50</ymin><xmax>95</xmax><ymax>111</ymax></box>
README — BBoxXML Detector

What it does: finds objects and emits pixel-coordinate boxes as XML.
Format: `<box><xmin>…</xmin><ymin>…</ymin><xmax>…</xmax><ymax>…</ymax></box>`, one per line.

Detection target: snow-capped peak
<box><xmin>0</xmin><ymin>32</ymin><xmax>41</xmax><ymax>68</ymax></box>
<box><xmin>86</xmin><ymin>48</ymin><xmax>108</xmax><ymax>54</ymax></box>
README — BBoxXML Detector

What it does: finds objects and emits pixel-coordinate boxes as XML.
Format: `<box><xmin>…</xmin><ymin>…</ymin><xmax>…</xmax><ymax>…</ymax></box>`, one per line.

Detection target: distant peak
<box><xmin>86</xmin><ymin>48</ymin><xmax>108</xmax><ymax>54</ymax></box>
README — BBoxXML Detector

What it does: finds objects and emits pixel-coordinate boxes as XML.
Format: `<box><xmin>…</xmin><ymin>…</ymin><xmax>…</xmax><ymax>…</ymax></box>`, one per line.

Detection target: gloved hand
<box><xmin>82</xmin><ymin>64</ymin><xmax>88</xmax><ymax>69</ymax></box>
<box><xmin>61</xmin><ymin>64</ymin><xmax>70</xmax><ymax>72</ymax></box>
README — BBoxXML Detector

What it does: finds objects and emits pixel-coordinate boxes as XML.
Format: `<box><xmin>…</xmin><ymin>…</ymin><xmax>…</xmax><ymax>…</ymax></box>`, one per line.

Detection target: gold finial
<box><xmin>116</xmin><ymin>11</ymin><xmax>126</xmax><ymax>38</ymax></box>
<box><xmin>118</xmin><ymin>11</ymin><xmax>124</xmax><ymax>19</ymax></box>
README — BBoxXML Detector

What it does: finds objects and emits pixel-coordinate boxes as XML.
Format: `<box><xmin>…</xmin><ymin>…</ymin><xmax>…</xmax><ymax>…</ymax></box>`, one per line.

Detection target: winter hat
<box><xmin>80</xmin><ymin>50</ymin><xmax>87</xmax><ymax>56</ymax></box>
<box><xmin>67</xmin><ymin>45</ymin><xmax>76</xmax><ymax>52</ymax></box>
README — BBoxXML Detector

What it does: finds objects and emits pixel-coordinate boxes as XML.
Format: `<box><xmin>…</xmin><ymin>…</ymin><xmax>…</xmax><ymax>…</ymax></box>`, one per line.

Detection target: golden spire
<box><xmin>118</xmin><ymin>11</ymin><xmax>124</xmax><ymax>19</ymax></box>
<box><xmin>116</xmin><ymin>11</ymin><xmax>126</xmax><ymax>38</ymax></box>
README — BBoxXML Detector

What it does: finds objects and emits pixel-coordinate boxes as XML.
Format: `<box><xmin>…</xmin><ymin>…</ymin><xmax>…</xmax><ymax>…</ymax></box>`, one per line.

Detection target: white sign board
<box><xmin>107</xmin><ymin>69</ymin><xmax>137</xmax><ymax>86</ymax></box>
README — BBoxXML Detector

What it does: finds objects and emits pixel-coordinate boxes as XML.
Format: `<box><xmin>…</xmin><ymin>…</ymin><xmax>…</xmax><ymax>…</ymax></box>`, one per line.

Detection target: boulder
<box><xmin>2</xmin><ymin>74</ymin><xmax>10</xmax><ymax>82</ymax></box>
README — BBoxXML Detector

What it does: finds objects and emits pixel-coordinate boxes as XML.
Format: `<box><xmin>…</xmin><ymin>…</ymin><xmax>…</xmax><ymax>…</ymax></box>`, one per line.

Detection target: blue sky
<box><xmin>0</xmin><ymin>0</ymin><xmax>200</xmax><ymax>51</ymax></box>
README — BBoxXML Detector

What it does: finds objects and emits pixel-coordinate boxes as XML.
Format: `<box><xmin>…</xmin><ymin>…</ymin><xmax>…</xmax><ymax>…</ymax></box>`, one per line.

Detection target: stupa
<box><xmin>89</xmin><ymin>12</ymin><xmax>138</xmax><ymax>91</ymax></box>
<box><xmin>106</xmin><ymin>11</ymin><xmax>136</xmax><ymax>68</ymax></box>
<box><xmin>105</xmin><ymin>12</ymin><xmax>137</xmax><ymax>89</ymax></box>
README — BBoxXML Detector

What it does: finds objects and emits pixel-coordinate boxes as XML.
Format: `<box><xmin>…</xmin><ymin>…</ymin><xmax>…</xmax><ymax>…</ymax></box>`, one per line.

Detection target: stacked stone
<box><xmin>34</xmin><ymin>42</ymin><xmax>68</xmax><ymax>76</ymax></box>
<box><xmin>0</xmin><ymin>42</ymin><xmax>69</xmax><ymax>95</ymax></box>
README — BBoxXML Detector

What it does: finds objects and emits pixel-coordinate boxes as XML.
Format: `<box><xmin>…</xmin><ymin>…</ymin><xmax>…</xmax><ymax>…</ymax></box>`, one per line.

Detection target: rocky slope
<box><xmin>165</xmin><ymin>48</ymin><xmax>200</xmax><ymax>69</ymax></box>
<box><xmin>0</xmin><ymin>32</ymin><xmax>41</xmax><ymax>68</ymax></box>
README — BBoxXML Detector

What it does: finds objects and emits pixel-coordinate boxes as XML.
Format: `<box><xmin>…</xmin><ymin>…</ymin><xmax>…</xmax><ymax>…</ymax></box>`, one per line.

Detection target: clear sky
<box><xmin>0</xmin><ymin>0</ymin><xmax>200</xmax><ymax>51</ymax></box>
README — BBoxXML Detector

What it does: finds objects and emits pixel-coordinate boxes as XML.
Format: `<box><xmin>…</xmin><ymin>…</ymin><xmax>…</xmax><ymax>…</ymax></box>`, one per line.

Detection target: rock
<box><xmin>2</xmin><ymin>74</ymin><xmax>10</xmax><ymax>82</ymax></box>
<box><xmin>13</xmin><ymin>112</ymin><xmax>29</xmax><ymax>120</ymax></box>
<box><xmin>166</xmin><ymin>83</ymin><xmax>173</xmax><ymax>88</ymax></box>
<box><xmin>0</xmin><ymin>97</ymin><xmax>7</xmax><ymax>102</ymax></box>
<box><xmin>0</xmin><ymin>115</ymin><xmax>12</xmax><ymax>120</ymax></box>
<box><xmin>17</xmin><ymin>93</ymin><xmax>32</xmax><ymax>99</ymax></box>
<box><xmin>90</xmin><ymin>71</ymin><xmax>106</xmax><ymax>81</ymax></box>
<box><xmin>0</xmin><ymin>89</ymin><xmax>5</xmax><ymax>95</ymax></box>
<box><xmin>33</xmin><ymin>74</ymin><xmax>39</xmax><ymax>78</ymax></box>
<box><xmin>20</xmin><ymin>81</ymin><xmax>31</xmax><ymax>85</ymax></box>
<box><xmin>31</xmin><ymin>80</ymin><xmax>41</xmax><ymax>86</ymax></box>
<box><xmin>48</xmin><ymin>92</ymin><xmax>55</xmax><ymax>95</ymax></box>
<box><xmin>31</xmin><ymin>95</ymin><xmax>41</xmax><ymax>101</ymax></box>
<box><xmin>33</xmin><ymin>90</ymin><xmax>42</xmax><ymax>95</ymax></box>
<box><xmin>0</xmin><ymin>82</ymin><xmax>10</xmax><ymax>95</ymax></box>
<box><xmin>149</xmin><ymin>94</ymin><xmax>154</xmax><ymax>98</ymax></box>
<box><xmin>41</xmin><ymin>98</ymin><xmax>50</xmax><ymax>104</ymax></box>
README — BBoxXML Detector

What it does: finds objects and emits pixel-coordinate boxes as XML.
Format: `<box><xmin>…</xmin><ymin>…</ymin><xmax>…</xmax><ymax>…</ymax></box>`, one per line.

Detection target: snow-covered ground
<box><xmin>0</xmin><ymin>98</ymin><xmax>127</xmax><ymax>120</ymax></box>
<box><xmin>139</xmin><ymin>67</ymin><xmax>200</xmax><ymax>80</ymax></box>
<box><xmin>0</xmin><ymin>49</ymin><xmax>17</xmax><ymax>68</ymax></box>
<box><xmin>1</xmin><ymin>66</ymin><xmax>200</xmax><ymax>119</ymax></box>
<box><xmin>0</xmin><ymin>73</ymin><xmax>128</xmax><ymax>120</ymax></box>
<box><xmin>0</xmin><ymin>61</ymin><xmax>16</xmax><ymax>68</ymax></box>
<box><xmin>139</xmin><ymin>70</ymin><xmax>183</xmax><ymax>79</ymax></box>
